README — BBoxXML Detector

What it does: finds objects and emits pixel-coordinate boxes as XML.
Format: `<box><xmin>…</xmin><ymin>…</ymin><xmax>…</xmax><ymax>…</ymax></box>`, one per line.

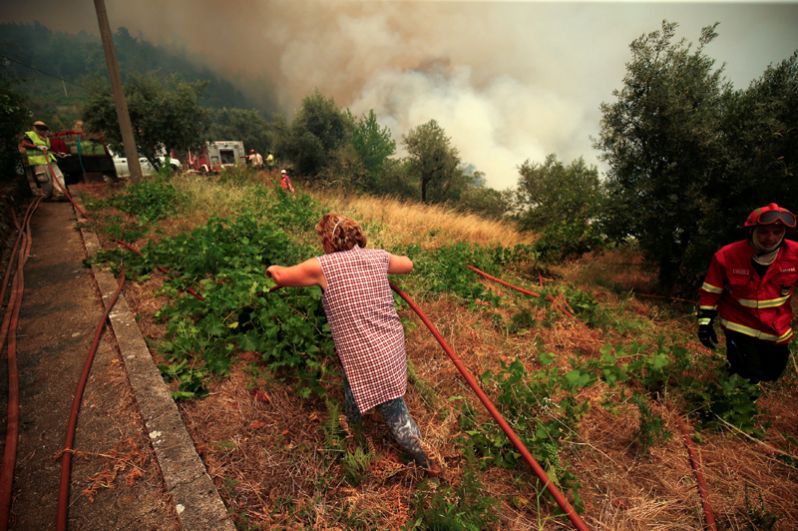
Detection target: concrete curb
<box><xmin>74</xmin><ymin>205</ymin><xmax>236</xmax><ymax>531</ymax></box>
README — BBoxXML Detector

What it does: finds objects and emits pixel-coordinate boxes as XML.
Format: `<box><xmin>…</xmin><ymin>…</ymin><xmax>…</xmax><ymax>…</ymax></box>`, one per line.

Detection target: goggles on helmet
<box><xmin>756</xmin><ymin>209</ymin><xmax>797</xmax><ymax>228</ymax></box>
<box><xmin>744</xmin><ymin>203</ymin><xmax>797</xmax><ymax>229</ymax></box>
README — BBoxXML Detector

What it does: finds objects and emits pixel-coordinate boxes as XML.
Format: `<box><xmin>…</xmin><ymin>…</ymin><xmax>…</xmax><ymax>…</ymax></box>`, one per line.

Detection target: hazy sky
<box><xmin>2</xmin><ymin>1</ymin><xmax>796</xmax><ymax>190</ymax></box>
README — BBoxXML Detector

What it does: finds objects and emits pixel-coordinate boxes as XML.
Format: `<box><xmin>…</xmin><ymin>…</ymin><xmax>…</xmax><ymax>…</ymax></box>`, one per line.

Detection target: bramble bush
<box><xmin>404</xmin><ymin>242</ymin><xmax>536</xmax><ymax>306</ymax></box>
<box><xmin>95</xmin><ymin>206</ymin><xmax>336</xmax><ymax>399</ymax></box>
<box><xmin>409</xmin><ymin>441</ymin><xmax>499</xmax><ymax>530</ymax></box>
<box><xmin>459</xmin><ymin>354</ymin><xmax>592</xmax><ymax>508</ymax></box>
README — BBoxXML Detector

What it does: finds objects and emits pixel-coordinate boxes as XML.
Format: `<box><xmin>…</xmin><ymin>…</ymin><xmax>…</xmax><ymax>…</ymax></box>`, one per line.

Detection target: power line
<box><xmin>1</xmin><ymin>53</ymin><xmax>90</xmax><ymax>93</ymax></box>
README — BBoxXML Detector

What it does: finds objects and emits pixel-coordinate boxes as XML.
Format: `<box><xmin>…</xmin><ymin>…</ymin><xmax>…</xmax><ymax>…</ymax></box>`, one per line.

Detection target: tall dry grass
<box><xmin>310</xmin><ymin>189</ymin><xmax>535</xmax><ymax>249</ymax></box>
<box><xmin>172</xmin><ymin>176</ymin><xmax>533</xmax><ymax>251</ymax></box>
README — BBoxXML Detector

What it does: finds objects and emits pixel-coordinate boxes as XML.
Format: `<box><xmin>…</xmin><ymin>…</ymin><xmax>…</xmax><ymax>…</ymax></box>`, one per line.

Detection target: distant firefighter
<box><xmin>280</xmin><ymin>169</ymin><xmax>295</xmax><ymax>193</ymax></box>
<box><xmin>18</xmin><ymin>120</ymin><xmax>66</xmax><ymax>201</ymax></box>
<box><xmin>247</xmin><ymin>149</ymin><xmax>263</xmax><ymax>168</ymax></box>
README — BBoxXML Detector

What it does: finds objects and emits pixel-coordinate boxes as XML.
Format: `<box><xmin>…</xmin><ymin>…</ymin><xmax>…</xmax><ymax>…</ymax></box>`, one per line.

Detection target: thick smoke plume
<box><xmin>4</xmin><ymin>0</ymin><xmax>797</xmax><ymax>189</ymax></box>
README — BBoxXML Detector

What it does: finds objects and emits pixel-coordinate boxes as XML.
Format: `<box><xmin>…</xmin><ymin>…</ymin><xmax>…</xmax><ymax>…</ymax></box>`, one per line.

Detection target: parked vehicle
<box><xmin>49</xmin><ymin>130</ymin><xmax>118</xmax><ymax>183</ymax></box>
<box><xmin>109</xmin><ymin>148</ymin><xmax>181</xmax><ymax>178</ymax></box>
<box><xmin>186</xmin><ymin>141</ymin><xmax>245</xmax><ymax>173</ymax></box>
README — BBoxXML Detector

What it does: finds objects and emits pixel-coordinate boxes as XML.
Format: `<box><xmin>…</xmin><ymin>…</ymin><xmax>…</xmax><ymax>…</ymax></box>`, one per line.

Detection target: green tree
<box><xmin>207</xmin><ymin>107</ymin><xmax>272</xmax><ymax>155</ymax></box>
<box><xmin>717</xmin><ymin>51</ymin><xmax>798</xmax><ymax>211</ymax></box>
<box><xmin>596</xmin><ymin>21</ymin><xmax>727</xmax><ymax>290</ymax></box>
<box><xmin>350</xmin><ymin>109</ymin><xmax>396</xmax><ymax>191</ymax></box>
<box><xmin>83</xmin><ymin>74</ymin><xmax>209</xmax><ymax>168</ymax></box>
<box><xmin>515</xmin><ymin>154</ymin><xmax>604</xmax><ymax>259</ymax></box>
<box><xmin>402</xmin><ymin>119</ymin><xmax>463</xmax><ymax>203</ymax></box>
<box><xmin>373</xmin><ymin>158</ymin><xmax>419</xmax><ymax>199</ymax></box>
<box><xmin>0</xmin><ymin>23</ymin><xmax>252</xmax><ymax>128</ymax></box>
<box><xmin>0</xmin><ymin>80</ymin><xmax>30</xmax><ymax>182</ymax></box>
<box><xmin>279</xmin><ymin>91</ymin><xmax>350</xmax><ymax>176</ymax></box>
<box><xmin>677</xmin><ymin>51</ymin><xmax>798</xmax><ymax>289</ymax></box>
<box><xmin>457</xmin><ymin>186</ymin><xmax>512</xmax><ymax>220</ymax></box>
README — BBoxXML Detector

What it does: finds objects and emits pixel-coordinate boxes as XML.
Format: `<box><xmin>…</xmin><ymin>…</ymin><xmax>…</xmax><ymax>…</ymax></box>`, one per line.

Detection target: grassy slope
<box><xmin>76</xmin><ymin>171</ymin><xmax>798</xmax><ymax>530</ymax></box>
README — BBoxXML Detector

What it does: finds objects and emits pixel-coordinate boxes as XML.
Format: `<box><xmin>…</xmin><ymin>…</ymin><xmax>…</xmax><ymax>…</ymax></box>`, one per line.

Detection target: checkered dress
<box><xmin>317</xmin><ymin>246</ymin><xmax>407</xmax><ymax>413</ymax></box>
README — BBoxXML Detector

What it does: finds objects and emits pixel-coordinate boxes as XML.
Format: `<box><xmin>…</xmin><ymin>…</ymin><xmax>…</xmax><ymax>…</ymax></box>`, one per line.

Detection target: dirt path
<box><xmin>1</xmin><ymin>201</ymin><xmax>179</xmax><ymax>530</ymax></box>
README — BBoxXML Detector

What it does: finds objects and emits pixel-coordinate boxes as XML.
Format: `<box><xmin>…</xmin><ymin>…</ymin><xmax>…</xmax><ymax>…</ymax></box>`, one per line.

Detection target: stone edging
<box><xmin>74</xmin><ymin>205</ymin><xmax>235</xmax><ymax>531</ymax></box>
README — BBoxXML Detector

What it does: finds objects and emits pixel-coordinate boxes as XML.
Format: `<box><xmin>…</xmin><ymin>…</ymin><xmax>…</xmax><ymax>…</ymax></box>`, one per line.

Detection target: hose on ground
<box><xmin>390</xmin><ymin>282</ymin><xmax>589</xmax><ymax>531</ymax></box>
<box><xmin>0</xmin><ymin>197</ymin><xmax>41</xmax><ymax>530</ymax></box>
<box><xmin>678</xmin><ymin>417</ymin><xmax>717</xmax><ymax>531</ymax></box>
<box><xmin>56</xmin><ymin>269</ymin><xmax>126</xmax><ymax>531</ymax></box>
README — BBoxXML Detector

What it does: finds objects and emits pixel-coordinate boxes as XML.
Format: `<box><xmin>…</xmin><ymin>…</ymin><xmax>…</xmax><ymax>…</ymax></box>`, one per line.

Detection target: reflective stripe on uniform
<box><xmin>735</xmin><ymin>294</ymin><xmax>791</xmax><ymax>309</ymax></box>
<box><xmin>719</xmin><ymin>317</ymin><xmax>793</xmax><ymax>343</ymax></box>
<box><xmin>699</xmin><ymin>305</ymin><xmax>717</xmax><ymax>311</ymax></box>
<box><xmin>701</xmin><ymin>282</ymin><xmax>723</xmax><ymax>294</ymax></box>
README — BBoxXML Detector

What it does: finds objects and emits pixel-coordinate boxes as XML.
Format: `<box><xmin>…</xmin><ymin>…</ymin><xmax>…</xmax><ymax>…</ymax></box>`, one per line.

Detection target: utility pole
<box><xmin>93</xmin><ymin>0</ymin><xmax>142</xmax><ymax>181</ymax></box>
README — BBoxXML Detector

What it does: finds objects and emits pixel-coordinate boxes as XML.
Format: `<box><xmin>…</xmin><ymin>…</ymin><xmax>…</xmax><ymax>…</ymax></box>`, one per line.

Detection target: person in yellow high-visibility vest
<box><xmin>18</xmin><ymin>120</ymin><xmax>66</xmax><ymax>200</ymax></box>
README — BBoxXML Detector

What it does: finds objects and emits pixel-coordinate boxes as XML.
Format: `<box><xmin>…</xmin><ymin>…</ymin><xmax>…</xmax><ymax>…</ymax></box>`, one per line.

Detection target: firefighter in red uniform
<box><xmin>698</xmin><ymin>203</ymin><xmax>798</xmax><ymax>382</ymax></box>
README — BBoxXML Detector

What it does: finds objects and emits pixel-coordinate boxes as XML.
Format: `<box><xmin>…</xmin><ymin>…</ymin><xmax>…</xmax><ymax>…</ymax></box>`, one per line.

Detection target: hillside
<box><xmin>0</xmin><ymin>22</ymin><xmax>255</xmax><ymax>128</ymax></box>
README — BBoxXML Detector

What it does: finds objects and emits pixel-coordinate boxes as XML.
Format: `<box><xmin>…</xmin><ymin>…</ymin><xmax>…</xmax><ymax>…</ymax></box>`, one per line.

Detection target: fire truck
<box><xmin>186</xmin><ymin>140</ymin><xmax>245</xmax><ymax>174</ymax></box>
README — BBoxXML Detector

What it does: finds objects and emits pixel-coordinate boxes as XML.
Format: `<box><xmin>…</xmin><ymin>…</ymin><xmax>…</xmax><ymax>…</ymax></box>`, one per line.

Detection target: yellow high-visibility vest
<box><xmin>24</xmin><ymin>130</ymin><xmax>56</xmax><ymax>166</ymax></box>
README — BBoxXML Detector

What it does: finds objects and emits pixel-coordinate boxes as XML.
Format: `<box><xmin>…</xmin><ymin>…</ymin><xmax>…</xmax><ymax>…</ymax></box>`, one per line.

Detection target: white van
<box><xmin>110</xmin><ymin>148</ymin><xmax>181</xmax><ymax>178</ymax></box>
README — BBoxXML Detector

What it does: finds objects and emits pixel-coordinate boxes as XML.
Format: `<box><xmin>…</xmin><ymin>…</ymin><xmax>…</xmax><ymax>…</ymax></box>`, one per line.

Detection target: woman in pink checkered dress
<box><xmin>267</xmin><ymin>214</ymin><xmax>433</xmax><ymax>470</ymax></box>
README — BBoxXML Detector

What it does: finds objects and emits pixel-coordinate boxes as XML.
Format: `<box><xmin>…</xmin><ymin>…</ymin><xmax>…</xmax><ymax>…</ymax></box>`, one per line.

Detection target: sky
<box><xmin>2</xmin><ymin>1</ymin><xmax>797</xmax><ymax>190</ymax></box>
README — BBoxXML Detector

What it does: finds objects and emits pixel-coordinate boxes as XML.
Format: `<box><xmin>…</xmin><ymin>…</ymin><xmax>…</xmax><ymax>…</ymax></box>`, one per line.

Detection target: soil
<box><xmin>0</xmin><ymin>190</ymin><xmax>179</xmax><ymax>529</ymax></box>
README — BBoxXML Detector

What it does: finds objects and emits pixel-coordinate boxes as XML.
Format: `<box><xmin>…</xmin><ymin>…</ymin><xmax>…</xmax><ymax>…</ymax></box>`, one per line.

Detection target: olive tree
<box><xmin>515</xmin><ymin>154</ymin><xmax>604</xmax><ymax>260</ymax></box>
<box><xmin>279</xmin><ymin>91</ymin><xmax>350</xmax><ymax>177</ymax></box>
<box><xmin>596</xmin><ymin>21</ymin><xmax>727</xmax><ymax>290</ymax></box>
<box><xmin>402</xmin><ymin>119</ymin><xmax>463</xmax><ymax>203</ymax></box>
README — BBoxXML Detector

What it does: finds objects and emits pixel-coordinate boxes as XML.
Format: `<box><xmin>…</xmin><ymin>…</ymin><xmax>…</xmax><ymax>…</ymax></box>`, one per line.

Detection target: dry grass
<box><xmin>311</xmin><ymin>189</ymin><xmax>535</xmax><ymax>249</ymax></box>
<box><xmin>77</xmin><ymin>179</ymin><xmax>798</xmax><ymax>530</ymax></box>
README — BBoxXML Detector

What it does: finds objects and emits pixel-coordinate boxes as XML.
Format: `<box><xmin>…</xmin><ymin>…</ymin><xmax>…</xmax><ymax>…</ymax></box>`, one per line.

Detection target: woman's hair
<box><xmin>315</xmin><ymin>213</ymin><xmax>367</xmax><ymax>253</ymax></box>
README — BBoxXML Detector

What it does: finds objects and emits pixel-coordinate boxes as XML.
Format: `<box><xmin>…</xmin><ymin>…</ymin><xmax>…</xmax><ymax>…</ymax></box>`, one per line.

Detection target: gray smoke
<box><xmin>3</xmin><ymin>1</ymin><xmax>796</xmax><ymax>189</ymax></box>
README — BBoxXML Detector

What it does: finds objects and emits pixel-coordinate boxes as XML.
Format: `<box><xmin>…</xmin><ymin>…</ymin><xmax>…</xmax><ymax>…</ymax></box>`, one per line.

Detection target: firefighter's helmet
<box><xmin>744</xmin><ymin>203</ymin><xmax>797</xmax><ymax>229</ymax></box>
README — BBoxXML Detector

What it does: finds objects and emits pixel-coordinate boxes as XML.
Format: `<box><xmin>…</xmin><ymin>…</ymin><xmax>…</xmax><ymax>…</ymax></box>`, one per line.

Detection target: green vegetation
<box><xmin>83</xmin><ymin>74</ymin><xmax>209</xmax><ymax>168</ymax></box>
<box><xmin>409</xmin><ymin>443</ymin><xmax>498</xmax><ymax>530</ymax></box>
<box><xmin>0</xmin><ymin>80</ymin><xmax>30</xmax><ymax>182</ymax></box>
<box><xmin>460</xmin><ymin>354</ymin><xmax>590</xmax><ymax>508</ymax></box>
<box><xmin>598</xmin><ymin>21</ymin><xmax>798</xmax><ymax>292</ymax></box>
<box><xmin>0</xmin><ymin>22</ymin><xmax>251</xmax><ymax>128</ymax></box>
<box><xmin>7</xmin><ymin>19</ymin><xmax>798</xmax><ymax>295</ymax></box>
<box><xmin>515</xmin><ymin>154</ymin><xmax>604</xmax><ymax>261</ymax></box>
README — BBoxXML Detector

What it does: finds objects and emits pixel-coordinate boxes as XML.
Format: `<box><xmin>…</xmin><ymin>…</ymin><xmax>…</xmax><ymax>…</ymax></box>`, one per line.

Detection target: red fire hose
<box><xmin>678</xmin><ymin>418</ymin><xmax>717</xmax><ymax>531</ymax></box>
<box><xmin>390</xmin><ymin>282</ymin><xmax>589</xmax><ymax>531</ymax></box>
<box><xmin>468</xmin><ymin>265</ymin><xmax>716</xmax><ymax>530</ymax></box>
<box><xmin>56</xmin><ymin>269</ymin><xmax>126</xmax><ymax>530</ymax></box>
<box><xmin>0</xmin><ymin>197</ymin><xmax>41</xmax><ymax>530</ymax></box>
<box><xmin>467</xmin><ymin>264</ymin><xmax>574</xmax><ymax>317</ymax></box>
<box><xmin>45</xmin><ymin>156</ymin><xmax>89</xmax><ymax>219</ymax></box>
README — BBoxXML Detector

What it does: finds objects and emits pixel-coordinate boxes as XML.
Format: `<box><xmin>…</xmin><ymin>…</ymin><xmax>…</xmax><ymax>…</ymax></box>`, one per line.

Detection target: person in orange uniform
<box><xmin>279</xmin><ymin>169</ymin><xmax>295</xmax><ymax>193</ymax></box>
<box><xmin>698</xmin><ymin>203</ymin><xmax>798</xmax><ymax>382</ymax></box>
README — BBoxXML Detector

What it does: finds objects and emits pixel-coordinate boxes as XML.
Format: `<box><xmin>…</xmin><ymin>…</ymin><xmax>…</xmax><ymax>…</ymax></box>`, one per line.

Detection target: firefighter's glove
<box><xmin>697</xmin><ymin>308</ymin><xmax>718</xmax><ymax>349</ymax></box>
